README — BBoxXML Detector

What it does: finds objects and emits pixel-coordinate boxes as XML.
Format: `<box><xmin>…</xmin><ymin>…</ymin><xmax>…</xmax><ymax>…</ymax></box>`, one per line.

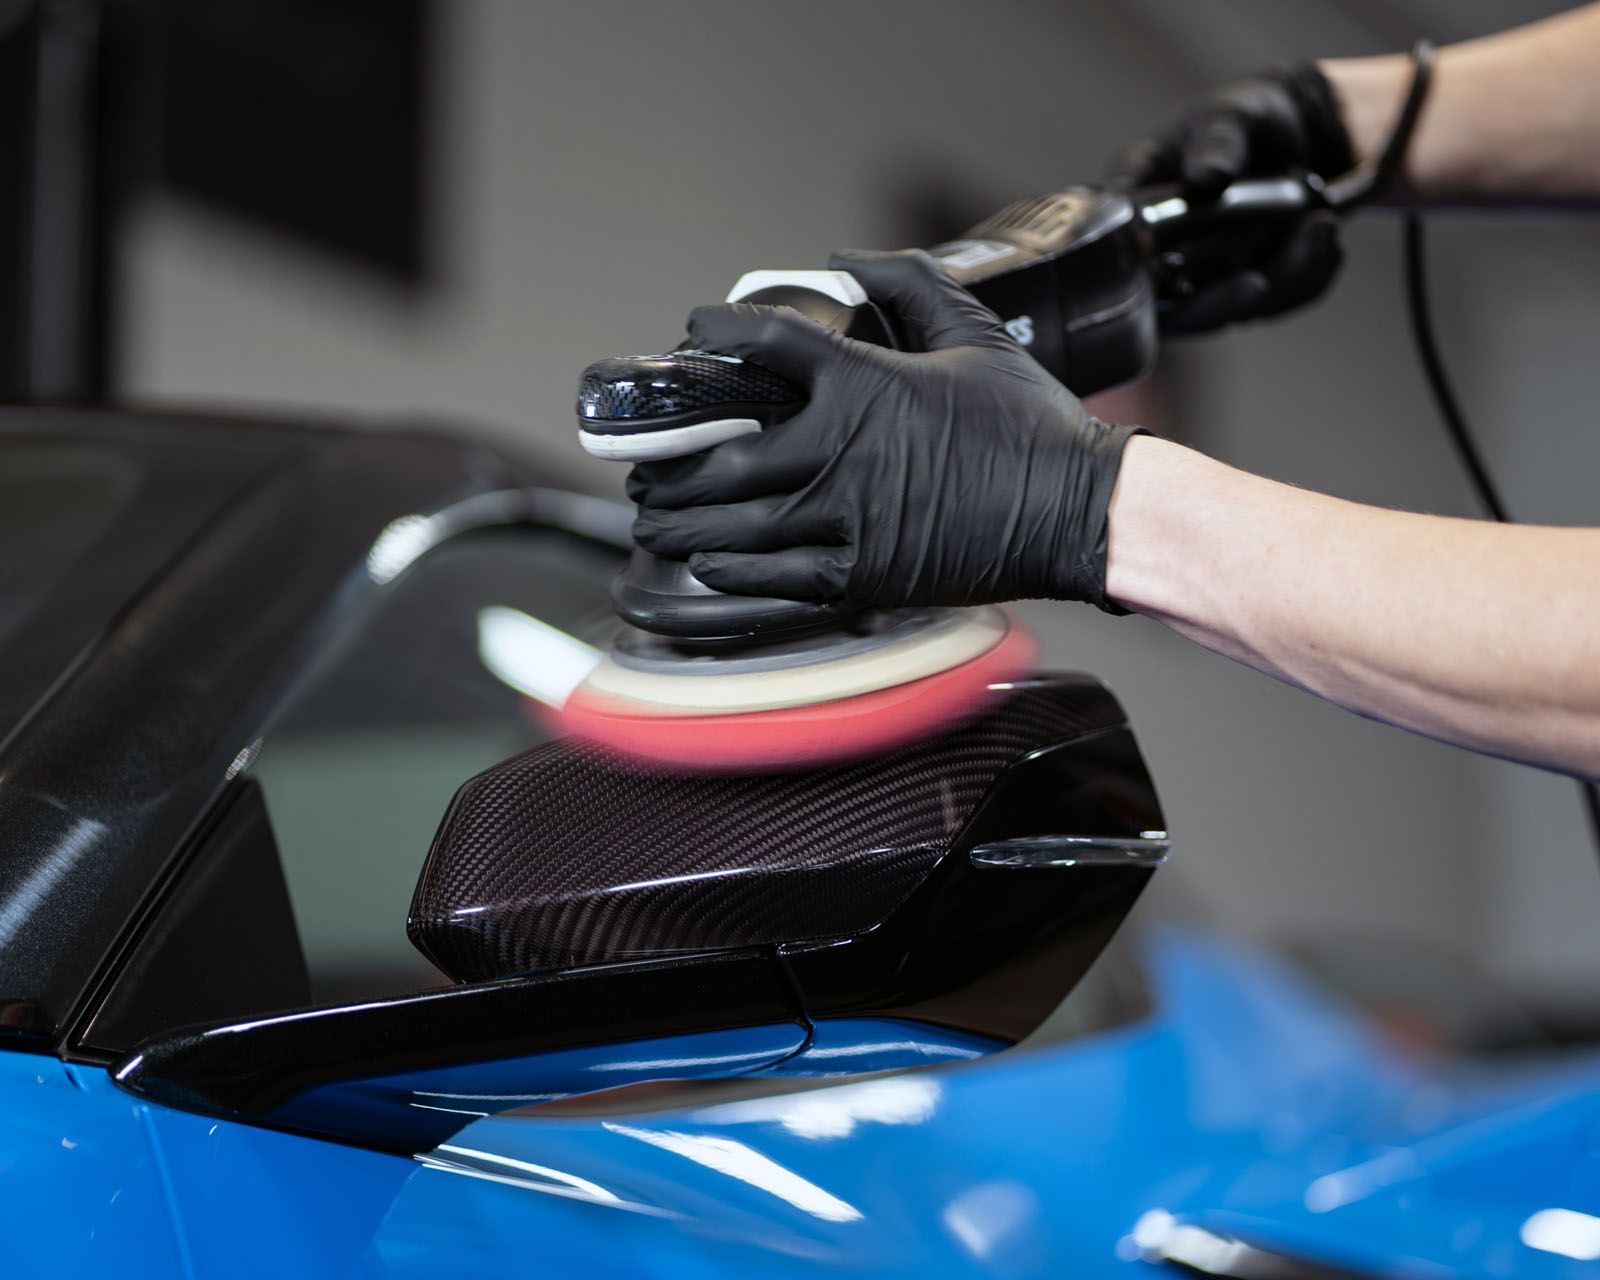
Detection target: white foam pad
<box><xmin>580</xmin><ymin>607</ymin><xmax>1011</xmax><ymax>715</ymax></box>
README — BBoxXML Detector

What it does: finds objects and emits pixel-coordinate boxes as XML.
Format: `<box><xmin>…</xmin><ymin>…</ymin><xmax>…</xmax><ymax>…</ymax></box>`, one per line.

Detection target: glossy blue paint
<box><xmin>0</xmin><ymin>1053</ymin><xmax>187</xmax><ymax>1274</ymax></box>
<box><xmin>364</xmin><ymin>934</ymin><xmax>1600</xmax><ymax>1277</ymax></box>
<box><xmin>7</xmin><ymin>930</ymin><xmax>1600</xmax><ymax>1277</ymax></box>
<box><xmin>275</xmin><ymin>1022</ymin><xmax>810</xmax><ymax>1148</ymax></box>
<box><xmin>767</xmin><ymin>1018</ymin><xmax>1001</xmax><ymax>1077</ymax></box>
<box><xmin>0</xmin><ymin>1051</ymin><xmax>412</xmax><ymax>1278</ymax></box>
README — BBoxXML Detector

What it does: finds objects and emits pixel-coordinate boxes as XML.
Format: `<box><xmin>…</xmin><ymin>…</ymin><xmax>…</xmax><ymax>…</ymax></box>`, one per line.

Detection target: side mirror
<box><xmin>411</xmin><ymin>672</ymin><xmax>1167</xmax><ymax>1040</ymax></box>
<box><xmin>114</xmin><ymin>674</ymin><xmax>1165</xmax><ymax>1153</ymax></box>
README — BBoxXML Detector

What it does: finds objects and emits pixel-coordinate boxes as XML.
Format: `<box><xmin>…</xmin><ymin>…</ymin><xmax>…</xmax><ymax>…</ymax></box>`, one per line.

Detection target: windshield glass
<box><xmin>249</xmin><ymin>526</ymin><xmax>622</xmax><ymax>1004</ymax></box>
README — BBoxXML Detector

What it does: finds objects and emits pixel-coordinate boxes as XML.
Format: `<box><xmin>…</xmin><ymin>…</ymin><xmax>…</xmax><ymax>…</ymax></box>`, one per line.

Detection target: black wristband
<box><xmin>1322</xmin><ymin>39</ymin><xmax>1436</xmax><ymax>209</ymax></box>
<box><xmin>1372</xmin><ymin>39</ymin><xmax>1436</xmax><ymax>196</ymax></box>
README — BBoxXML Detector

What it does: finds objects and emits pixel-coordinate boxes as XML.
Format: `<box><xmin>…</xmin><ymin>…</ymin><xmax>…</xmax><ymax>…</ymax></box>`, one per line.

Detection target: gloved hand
<box><xmin>1107</xmin><ymin>63</ymin><xmax>1353</xmax><ymax>334</ymax></box>
<box><xmin>628</xmin><ymin>249</ymin><xmax>1145</xmax><ymax>613</ymax></box>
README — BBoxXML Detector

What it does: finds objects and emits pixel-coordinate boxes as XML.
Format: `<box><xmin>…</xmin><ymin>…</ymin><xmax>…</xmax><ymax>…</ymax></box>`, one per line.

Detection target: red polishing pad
<box><xmin>556</xmin><ymin>619</ymin><xmax>1036</xmax><ymax>771</ymax></box>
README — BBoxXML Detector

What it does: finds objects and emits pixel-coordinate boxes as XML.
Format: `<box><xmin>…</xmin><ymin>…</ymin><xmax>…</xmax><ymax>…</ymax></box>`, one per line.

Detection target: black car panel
<box><xmin>0</xmin><ymin>410</ymin><xmax>522</xmax><ymax>1045</ymax></box>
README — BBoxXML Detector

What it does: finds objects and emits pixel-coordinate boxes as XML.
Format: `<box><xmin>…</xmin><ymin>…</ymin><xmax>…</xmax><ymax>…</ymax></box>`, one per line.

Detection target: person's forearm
<box><xmin>1105</xmin><ymin>436</ymin><xmax>1600</xmax><ymax>780</ymax></box>
<box><xmin>1322</xmin><ymin>3</ymin><xmax>1600</xmax><ymax>206</ymax></box>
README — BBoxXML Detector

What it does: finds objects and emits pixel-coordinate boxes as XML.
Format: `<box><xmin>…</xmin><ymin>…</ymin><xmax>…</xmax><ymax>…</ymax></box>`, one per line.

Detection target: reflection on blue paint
<box><xmin>768</xmin><ymin>1017</ymin><xmax>999</xmax><ymax>1077</ymax></box>
<box><xmin>414</xmin><ymin>1141</ymin><xmax>662</xmax><ymax>1213</ymax></box>
<box><xmin>274</xmin><ymin>1022</ymin><xmax>810</xmax><ymax>1150</ymax></box>
<box><xmin>366</xmin><ymin>932</ymin><xmax>1600</xmax><ymax>1278</ymax></box>
<box><xmin>693</xmin><ymin>1074</ymin><xmax>944</xmax><ymax>1141</ymax></box>
<box><xmin>604</xmin><ymin>1123</ymin><xmax>865</xmax><ymax>1222</ymax></box>
<box><xmin>8</xmin><ymin>929</ymin><xmax>1600</xmax><ymax>1276</ymax></box>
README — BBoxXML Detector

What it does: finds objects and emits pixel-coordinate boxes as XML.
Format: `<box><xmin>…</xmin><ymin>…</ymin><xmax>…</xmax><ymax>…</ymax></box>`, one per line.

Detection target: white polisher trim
<box><xmin>579</xmin><ymin>607</ymin><xmax>1010</xmax><ymax>715</ymax></box>
<box><xmin>726</xmin><ymin>269</ymin><xmax>866</xmax><ymax>308</ymax></box>
<box><xmin>578</xmin><ymin>418</ymin><xmax>761</xmax><ymax>462</ymax></box>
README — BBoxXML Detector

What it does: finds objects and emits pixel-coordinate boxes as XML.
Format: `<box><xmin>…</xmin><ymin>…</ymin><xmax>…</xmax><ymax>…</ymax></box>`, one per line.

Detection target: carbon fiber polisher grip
<box><xmin>575</xmin><ymin>350</ymin><xmax>804</xmax><ymax>462</ymax></box>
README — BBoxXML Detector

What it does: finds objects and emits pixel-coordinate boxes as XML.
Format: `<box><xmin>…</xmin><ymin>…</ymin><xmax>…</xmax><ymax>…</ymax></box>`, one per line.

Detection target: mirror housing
<box><xmin>409</xmin><ymin>674</ymin><xmax>1166</xmax><ymax>1039</ymax></box>
<box><xmin>113</xmin><ymin>674</ymin><xmax>1166</xmax><ymax>1153</ymax></box>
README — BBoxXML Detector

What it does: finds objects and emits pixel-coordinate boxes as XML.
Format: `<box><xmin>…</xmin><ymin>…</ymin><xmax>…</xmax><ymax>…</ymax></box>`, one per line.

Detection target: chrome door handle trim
<box><xmin>969</xmin><ymin>832</ymin><xmax>1169</xmax><ymax>869</ymax></box>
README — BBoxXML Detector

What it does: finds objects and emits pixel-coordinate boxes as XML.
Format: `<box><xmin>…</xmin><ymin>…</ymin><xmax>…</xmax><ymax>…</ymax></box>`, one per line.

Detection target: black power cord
<box><xmin>1401</xmin><ymin>212</ymin><xmax>1600</xmax><ymax>862</ymax></box>
<box><xmin>1402</xmin><ymin>216</ymin><xmax>1510</xmax><ymax>522</ymax></box>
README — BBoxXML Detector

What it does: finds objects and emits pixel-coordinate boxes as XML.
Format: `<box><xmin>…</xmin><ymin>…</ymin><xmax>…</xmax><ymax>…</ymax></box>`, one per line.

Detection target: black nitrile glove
<box><xmin>628</xmin><ymin>249</ymin><xmax>1145</xmax><ymax>612</ymax></box>
<box><xmin>1107</xmin><ymin>63</ymin><xmax>1353</xmax><ymax>333</ymax></box>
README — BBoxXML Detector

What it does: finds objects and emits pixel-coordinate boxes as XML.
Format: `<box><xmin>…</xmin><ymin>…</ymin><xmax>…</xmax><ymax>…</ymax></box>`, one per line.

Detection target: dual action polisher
<box><xmin>564</xmin><ymin>176</ymin><xmax>1332</xmax><ymax>769</ymax></box>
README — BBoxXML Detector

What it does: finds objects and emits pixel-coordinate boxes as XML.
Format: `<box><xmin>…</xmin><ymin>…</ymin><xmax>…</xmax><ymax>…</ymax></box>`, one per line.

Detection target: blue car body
<box><xmin>6</xmin><ymin>930</ymin><xmax>1598</xmax><ymax>1277</ymax></box>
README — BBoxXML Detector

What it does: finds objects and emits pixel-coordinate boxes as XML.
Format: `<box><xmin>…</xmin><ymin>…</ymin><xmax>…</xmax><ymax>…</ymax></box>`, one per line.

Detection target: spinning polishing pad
<box><xmin>559</xmin><ymin>606</ymin><xmax>1035</xmax><ymax>770</ymax></box>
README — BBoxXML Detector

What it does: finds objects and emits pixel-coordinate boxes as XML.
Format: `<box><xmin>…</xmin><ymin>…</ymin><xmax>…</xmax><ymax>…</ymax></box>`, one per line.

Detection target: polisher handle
<box><xmin>1134</xmin><ymin>172</ymin><xmax>1335</xmax><ymax>316</ymax></box>
<box><xmin>1136</xmin><ymin>173</ymin><xmax>1326</xmax><ymax>248</ymax></box>
<box><xmin>575</xmin><ymin>351</ymin><xmax>803</xmax><ymax>462</ymax></box>
<box><xmin>576</xmin><ymin>270</ymin><xmax>886</xmax><ymax>464</ymax></box>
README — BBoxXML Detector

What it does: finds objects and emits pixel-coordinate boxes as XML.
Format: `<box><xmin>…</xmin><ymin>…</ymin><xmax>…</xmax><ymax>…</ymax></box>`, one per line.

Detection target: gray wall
<box><xmin>117</xmin><ymin>0</ymin><xmax>1600</xmax><ymax>1006</ymax></box>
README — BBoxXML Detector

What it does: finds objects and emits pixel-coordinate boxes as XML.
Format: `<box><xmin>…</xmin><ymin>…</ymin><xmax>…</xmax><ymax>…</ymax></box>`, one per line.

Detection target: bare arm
<box><xmin>1106</xmin><ymin>436</ymin><xmax>1600</xmax><ymax>780</ymax></box>
<box><xmin>1324</xmin><ymin>3</ymin><xmax>1600</xmax><ymax>207</ymax></box>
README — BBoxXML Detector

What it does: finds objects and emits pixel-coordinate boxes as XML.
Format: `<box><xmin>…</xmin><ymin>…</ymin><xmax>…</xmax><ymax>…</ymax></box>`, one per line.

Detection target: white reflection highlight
<box><xmin>593</xmin><ymin>1049</ymin><xmax>782</xmax><ymax>1072</ymax></box>
<box><xmin>605</xmin><ymin>1124</ymin><xmax>862</xmax><ymax>1222</ymax></box>
<box><xmin>1129</xmin><ymin>1208</ymin><xmax>1177</xmax><ymax>1252</ymax></box>
<box><xmin>1141</xmin><ymin>196</ymin><xmax>1188</xmax><ymax>224</ymax></box>
<box><xmin>207</xmin><ymin>997</ymin><xmax>396</xmax><ymax>1035</ymax></box>
<box><xmin>410</xmin><ymin>1102</ymin><xmax>489</xmax><ymax>1117</ymax></box>
<box><xmin>602</xmin><ymin>867</ymin><xmax>748</xmax><ymax>896</ymax></box>
<box><xmin>1128</xmin><ymin>1210</ymin><xmax>1252</xmax><ymax>1273</ymax></box>
<box><xmin>1522</xmin><ymin>1208</ymin><xmax>1600</xmax><ymax>1261</ymax></box>
<box><xmin>225</xmin><ymin>739</ymin><xmax>262</xmax><ymax>781</ymax></box>
<box><xmin>476</xmin><ymin>606</ymin><xmax>601</xmax><ymax>709</ymax></box>
<box><xmin>943</xmin><ymin>1181</ymin><xmax>1039</xmax><ymax>1262</ymax></box>
<box><xmin>367</xmin><ymin>514</ymin><xmax>438</xmax><ymax>584</ymax></box>
<box><xmin>0</xmin><ymin>816</ymin><xmax>106</xmax><ymax>949</ymax></box>
<box><xmin>697</xmin><ymin>1076</ymin><xmax>941</xmax><ymax>1141</ymax></box>
<box><xmin>801</xmin><ymin>1039</ymin><xmax>984</xmax><ymax>1063</ymax></box>
<box><xmin>1303</xmin><ymin>1149</ymin><xmax>1423</xmax><ymax>1213</ymax></box>
<box><xmin>424</xmin><ymin>1144</ymin><xmax>623</xmax><ymax>1205</ymax></box>
<box><xmin>414</xmin><ymin>1090</ymin><xmax>559</xmax><ymax>1103</ymax></box>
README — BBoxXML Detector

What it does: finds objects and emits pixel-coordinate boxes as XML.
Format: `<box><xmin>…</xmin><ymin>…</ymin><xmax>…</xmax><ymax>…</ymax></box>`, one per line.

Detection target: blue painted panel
<box><xmin>767</xmin><ymin>1018</ymin><xmax>1001</xmax><ymax>1077</ymax></box>
<box><xmin>134</xmin><ymin>1074</ymin><xmax>414</xmax><ymax>1279</ymax></box>
<box><xmin>362</xmin><ymin>1017</ymin><xmax>1195</xmax><ymax>1277</ymax></box>
<box><xmin>275</xmin><ymin>1022</ymin><xmax>810</xmax><ymax>1149</ymax></box>
<box><xmin>0</xmin><ymin>1052</ymin><xmax>188</xmax><ymax>1275</ymax></box>
<box><xmin>0</xmin><ymin>1049</ymin><xmax>412</xmax><ymax>1279</ymax></box>
<box><xmin>365</xmin><ymin>932</ymin><xmax>1600</xmax><ymax>1278</ymax></box>
<box><xmin>7</xmin><ymin>930</ymin><xmax>1600</xmax><ymax>1277</ymax></box>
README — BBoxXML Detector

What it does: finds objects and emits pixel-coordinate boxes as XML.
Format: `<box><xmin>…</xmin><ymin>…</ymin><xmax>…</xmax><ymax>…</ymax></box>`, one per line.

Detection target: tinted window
<box><xmin>249</xmin><ymin>527</ymin><xmax>622</xmax><ymax>1004</ymax></box>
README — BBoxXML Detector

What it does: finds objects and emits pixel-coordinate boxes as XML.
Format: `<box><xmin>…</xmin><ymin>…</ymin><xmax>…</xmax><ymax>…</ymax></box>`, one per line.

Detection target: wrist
<box><xmin>1320</xmin><ymin>54</ymin><xmax>1416</xmax><ymax>195</ymax></box>
<box><xmin>1032</xmin><ymin>417</ymin><xmax>1146</xmax><ymax>609</ymax></box>
<box><xmin>1102</xmin><ymin>435</ymin><xmax>1237</xmax><ymax>619</ymax></box>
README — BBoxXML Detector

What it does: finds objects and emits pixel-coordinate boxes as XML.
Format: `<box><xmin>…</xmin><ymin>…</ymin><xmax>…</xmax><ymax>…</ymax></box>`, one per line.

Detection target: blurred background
<box><xmin>7</xmin><ymin>0</ymin><xmax>1597</xmax><ymax>1047</ymax></box>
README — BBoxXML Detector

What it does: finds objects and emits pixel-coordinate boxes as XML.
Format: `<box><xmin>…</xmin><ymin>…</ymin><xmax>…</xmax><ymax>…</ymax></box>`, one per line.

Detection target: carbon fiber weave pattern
<box><xmin>576</xmin><ymin>351</ymin><xmax>801</xmax><ymax>429</ymax></box>
<box><xmin>408</xmin><ymin>679</ymin><xmax>1122</xmax><ymax>981</ymax></box>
